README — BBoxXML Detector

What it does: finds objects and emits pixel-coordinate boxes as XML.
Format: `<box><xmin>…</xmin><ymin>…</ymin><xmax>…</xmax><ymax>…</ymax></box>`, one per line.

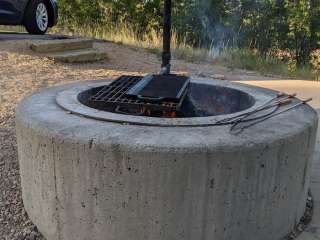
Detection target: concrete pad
<box><xmin>30</xmin><ymin>39</ymin><xmax>93</xmax><ymax>53</ymax></box>
<box><xmin>239</xmin><ymin>80</ymin><xmax>320</xmax><ymax>153</ymax></box>
<box><xmin>297</xmin><ymin>232</ymin><xmax>320</xmax><ymax>240</ymax></box>
<box><xmin>48</xmin><ymin>48</ymin><xmax>108</xmax><ymax>63</ymax></box>
<box><xmin>238</xmin><ymin>80</ymin><xmax>320</xmax><ymax>110</ymax></box>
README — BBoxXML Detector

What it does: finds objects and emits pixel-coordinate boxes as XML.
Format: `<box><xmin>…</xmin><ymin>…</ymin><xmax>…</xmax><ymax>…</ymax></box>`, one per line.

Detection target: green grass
<box><xmin>215</xmin><ymin>48</ymin><xmax>318</xmax><ymax>80</ymax></box>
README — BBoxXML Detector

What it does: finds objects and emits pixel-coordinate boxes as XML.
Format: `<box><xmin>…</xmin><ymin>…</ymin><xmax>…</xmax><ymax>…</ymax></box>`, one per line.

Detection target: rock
<box><xmin>197</xmin><ymin>72</ymin><xmax>208</xmax><ymax>78</ymax></box>
<box><xmin>245</xmin><ymin>71</ymin><xmax>256</xmax><ymax>75</ymax></box>
<box><xmin>211</xmin><ymin>74</ymin><xmax>226</xmax><ymax>80</ymax></box>
<box><xmin>29</xmin><ymin>232</ymin><xmax>37</xmax><ymax>240</ymax></box>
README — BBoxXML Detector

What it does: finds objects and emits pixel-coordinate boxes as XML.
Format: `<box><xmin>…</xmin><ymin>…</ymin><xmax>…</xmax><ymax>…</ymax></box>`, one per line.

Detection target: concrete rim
<box><xmin>15</xmin><ymin>78</ymin><xmax>318</xmax><ymax>152</ymax></box>
<box><xmin>56</xmin><ymin>78</ymin><xmax>275</xmax><ymax>127</ymax></box>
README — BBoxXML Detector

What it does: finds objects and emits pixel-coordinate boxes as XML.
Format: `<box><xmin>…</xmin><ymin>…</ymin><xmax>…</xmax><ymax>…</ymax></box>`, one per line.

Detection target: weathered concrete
<box><xmin>15</xmin><ymin>79</ymin><xmax>318</xmax><ymax>240</ymax></box>
<box><xmin>48</xmin><ymin>48</ymin><xmax>107</xmax><ymax>63</ymax></box>
<box><xmin>232</xmin><ymin>80</ymin><xmax>320</xmax><ymax>240</ymax></box>
<box><xmin>30</xmin><ymin>39</ymin><xmax>93</xmax><ymax>53</ymax></box>
<box><xmin>28</xmin><ymin>38</ymin><xmax>107</xmax><ymax>63</ymax></box>
<box><xmin>295</xmin><ymin>113</ymin><xmax>320</xmax><ymax>239</ymax></box>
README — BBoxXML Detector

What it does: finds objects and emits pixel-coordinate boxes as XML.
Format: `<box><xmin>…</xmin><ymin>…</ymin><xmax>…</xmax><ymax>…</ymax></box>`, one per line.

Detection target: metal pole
<box><xmin>162</xmin><ymin>0</ymin><xmax>172</xmax><ymax>73</ymax></box>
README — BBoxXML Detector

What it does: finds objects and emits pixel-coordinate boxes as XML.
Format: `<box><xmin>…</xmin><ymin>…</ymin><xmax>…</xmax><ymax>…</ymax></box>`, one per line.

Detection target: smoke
<box><xmin>196</xmin><ymin>0</ymin><xmax>240</xmax><ymax>58</ymax></box>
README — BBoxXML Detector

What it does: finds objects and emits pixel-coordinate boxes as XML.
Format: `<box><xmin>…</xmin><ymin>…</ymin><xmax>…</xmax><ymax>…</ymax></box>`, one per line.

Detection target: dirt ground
<box><xmin>0</xmin><ymin>39</ymin><xmax>274</xmax><ymax>240</ymax></box>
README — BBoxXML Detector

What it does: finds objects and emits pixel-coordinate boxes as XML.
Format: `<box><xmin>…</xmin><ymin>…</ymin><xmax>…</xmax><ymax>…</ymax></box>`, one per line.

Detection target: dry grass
<box><xmin>1</xmin><ymin>24</ymin><xmax>318</xmax><ymax>80</ymax></box>
<box><xmin>51</xmin><ymin>23</ymin><xmax>212</xmax><ymax>63</ymax></box>
<box><xmin>52</xmin><ymin>23</ymin><xmax>319</xmax><ymax>80</ymax></box>
<box><xmin>0</xmin><ymin>25</ymin><xmax>25</xmax><ymax>33</ymax></box>
<box><xmin>311</xmin><ymin>49</ymin><xmax>320</xmax><ymax>81</ymax></box>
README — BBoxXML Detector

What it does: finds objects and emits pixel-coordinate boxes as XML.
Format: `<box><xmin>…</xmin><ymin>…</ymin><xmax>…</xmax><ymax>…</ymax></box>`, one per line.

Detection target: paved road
<box><xmin>0</xmin><ymin>32</ymin><xmax>72</xmax><ymax>41</ymax></box>
<box><xmin>240</xmin><ymin>80</ymin><xmax>320</xmax><ymax>240</ymax></box>
<box><xmin>239</xmin><ymin>80</ymin><xmax>320</xmax><ymax>110</ymax></box>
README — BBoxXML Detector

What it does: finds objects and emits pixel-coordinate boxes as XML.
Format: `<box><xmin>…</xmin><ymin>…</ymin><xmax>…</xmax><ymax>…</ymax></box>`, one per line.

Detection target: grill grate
<box><xmin>89</xmin><ymin>75</ymin><xmax>188</xmax><ymax>114</ymax></box>
<box><xmin>126</xmin><ymin>74</ymin><xmax>190</xmax><ymax>101</ymax></box>
<box><xmin>140</xmin><ymin>75</ymin><xmax>189</xmax><ymax>99</ymax></box>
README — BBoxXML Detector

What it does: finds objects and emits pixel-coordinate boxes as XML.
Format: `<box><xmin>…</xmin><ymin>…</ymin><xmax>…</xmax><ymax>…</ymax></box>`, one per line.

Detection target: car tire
<box><xmin>24</xmin><ymin>0</ymin><xmax>49</xmax><ymax>35</ymax></box>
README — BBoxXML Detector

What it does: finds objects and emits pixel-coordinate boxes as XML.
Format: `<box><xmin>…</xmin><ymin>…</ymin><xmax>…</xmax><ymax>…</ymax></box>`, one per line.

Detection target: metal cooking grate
<box><xmin>126</xmin><ymin>74</ymin><xmax>190</xmax><ymax>101</ymax></box>
<box><xmin>89</xmin><ymin>75</ymin><xmax>188</xmax><ymax>113</ymax></box>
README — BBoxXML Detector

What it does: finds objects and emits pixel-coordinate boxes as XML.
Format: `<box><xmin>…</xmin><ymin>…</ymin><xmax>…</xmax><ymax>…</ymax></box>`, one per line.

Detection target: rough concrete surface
<box><xmin>16</xmin><ymin>80</ymin><xmax>318</xmax><ymax>240</ymax></box>
<box><xmin>241</xmin><ymin>80</ymin><xmax>320</xmax><ymax>240</ymax></box>
<box><xmin>48</xmin><ymin>48</ymin><xmax>108</xmax><ymax>63</ymax></box>
<box><xmin>29</xmin><ymin>37</ymin><xmax>107</xmax><ymax>63</ymax></box>
<box><xmin>30</xmin><ymin>39</ymin><xmax>93</xmax><ymax>53</ymax></box>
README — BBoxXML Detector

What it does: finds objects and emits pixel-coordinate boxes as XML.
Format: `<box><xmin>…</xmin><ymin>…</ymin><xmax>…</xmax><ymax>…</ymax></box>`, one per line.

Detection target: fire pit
<box><xmin>16</xmin><ymin>77</ymin><xmax>318</xmax><ymax>240</ymax></box>
<box><xmin>58</xmin><ymin>78</ymin><xmax>256</xmax><ymax>125</ymax></box>
<box><xmin>15</xmin><ymin>1</ymin><xmax>318</xmax><ymax>240</ymax></box>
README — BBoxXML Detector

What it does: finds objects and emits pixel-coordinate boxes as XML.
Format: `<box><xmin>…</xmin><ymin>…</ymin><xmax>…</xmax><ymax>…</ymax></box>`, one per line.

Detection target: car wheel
<box><xmin>24</xmin><ymin>0</ymin><xmax>49</xmax><ymax>35</ymax></box>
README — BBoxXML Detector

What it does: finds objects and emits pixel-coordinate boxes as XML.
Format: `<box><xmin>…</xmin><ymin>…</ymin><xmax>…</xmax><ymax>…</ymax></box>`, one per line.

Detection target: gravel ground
<box><xmin>0</xmin><ymin>38</ymin><xmax>273</xmax><ymax>240</ymax></box>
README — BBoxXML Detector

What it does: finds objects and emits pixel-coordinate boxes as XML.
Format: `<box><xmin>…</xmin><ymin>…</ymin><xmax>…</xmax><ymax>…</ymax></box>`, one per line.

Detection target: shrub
<box><xmin>311</xmin><ymin>50</ymin><xmax>320</xmax><ymax>80</ymax></box>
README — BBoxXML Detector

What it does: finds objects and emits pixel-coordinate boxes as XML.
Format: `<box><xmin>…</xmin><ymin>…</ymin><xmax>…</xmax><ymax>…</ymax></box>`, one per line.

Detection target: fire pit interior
<box><xmin>77</xmin><ymin>77</ymin><xmax>255</xmax><ymax>118</ymax></box>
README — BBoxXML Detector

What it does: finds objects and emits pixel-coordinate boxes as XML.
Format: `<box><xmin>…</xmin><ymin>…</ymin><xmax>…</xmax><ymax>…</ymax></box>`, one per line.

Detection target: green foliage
<box><xmin>216</xmin><ymin>48</ymin><xmax>286</xmax><ymax>74</ymax></box>
<box><xmin>215</xmin><ymin>48</ymin><xmax>316</xmax><ymax>79</ymax></box>
<box><xmin>58</xmin><ymin>0</ymin><xmax>163</xmax><ymax>35</ymax></box>
<box><xmin>58</xmin><ymin>0</ymin><xmax>103</xmax><ymax>25</ymax></box>
<box><xmin>56</xmin><ymin>0</ymin><xmax>320</xmax><ymax>77</ymax></box>
<box><xmin>311</xmin><ymin>49</ymin><xmax>320</xmax><ymax>80</ymax></box>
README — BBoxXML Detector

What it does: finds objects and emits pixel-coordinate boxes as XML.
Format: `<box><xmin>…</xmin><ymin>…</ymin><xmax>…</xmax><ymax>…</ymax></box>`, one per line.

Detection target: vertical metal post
<box><xmin>162</xmin><ymin>0</ymin><xmax>172</xmax><ymax>73</ymax></box>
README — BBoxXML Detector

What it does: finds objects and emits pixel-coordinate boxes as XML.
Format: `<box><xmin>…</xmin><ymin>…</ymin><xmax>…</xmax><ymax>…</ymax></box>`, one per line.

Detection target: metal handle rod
<box><xmin>216</xmin><ymin>93</ymin><xmax>297</xmax><ymax>125</ymax></box>
<box><xmin>258</xmin><ymin>98</ymin><xmax>312</xmax><ymax>119</ymax></box>
<box><xmin>137</xmin><ymin>95</ymin><xmax>165</xmax><ymax>102</ymax></box>
<box><xmin>115</xmin><ymin>106</ymin><xmax>145</xmax><ymax>116</ymax></box>
<box><xmin>162</xmin><ymin>0</ymin><xmax>172</xmax><ymax>71</ymax></box>
<box><xmin>233</xmin><ymin>99</ymin><xmax>293</xmax><ymax>122</ymax></box>
<box><xmin>229</xmin><ymin>99</ymin><xmax>293</xmax><ymax>131</ymax></box>
<box><xmin>231</xmin><ymin>98</ymin><xmax>313</xmax><ymax>134</ymax></box>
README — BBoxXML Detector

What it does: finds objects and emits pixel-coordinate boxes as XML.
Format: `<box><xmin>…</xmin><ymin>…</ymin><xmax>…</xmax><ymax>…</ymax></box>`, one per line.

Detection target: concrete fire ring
<box><xmin>16</xmin><ymin>78</ymin><xmax>318</xmax><ymax>240</ymax></box>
